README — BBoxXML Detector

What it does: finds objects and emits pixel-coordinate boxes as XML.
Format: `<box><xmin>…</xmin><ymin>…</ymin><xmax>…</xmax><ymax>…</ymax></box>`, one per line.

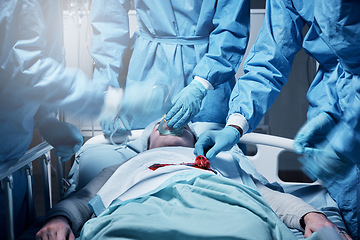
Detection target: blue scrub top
<box><xmin>0</xmin><ymin>0</ymin><xmax>106</xmax><ymax>161</ymax></box>
<box><xmin>91</xmin><ymin>0</ymin><xmax>250</xmax><ymax>129</ymax></box>
<box><xmin>227</xmin><ymin>0</ymin><xmax>359</xmax><ymax>237</ymax></box>
<box><xmin>228</xmin><ymin>0</ymin><xmax>345</xmax><ymax>133</ymax></box>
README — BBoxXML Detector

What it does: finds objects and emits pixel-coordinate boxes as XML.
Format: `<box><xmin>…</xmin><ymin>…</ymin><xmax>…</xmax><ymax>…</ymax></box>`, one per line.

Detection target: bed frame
<box><xmin>0</xmin><ymin>132</ymin><xmax>309</xmax><ymax>240</ymax></box>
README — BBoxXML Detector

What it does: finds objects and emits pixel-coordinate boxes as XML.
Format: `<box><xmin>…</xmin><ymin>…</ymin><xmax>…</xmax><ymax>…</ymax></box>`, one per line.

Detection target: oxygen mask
<box><xmin>158</xmin><ymin>116</ymin><xmax>184</xmax><ymax>136</ymax></box>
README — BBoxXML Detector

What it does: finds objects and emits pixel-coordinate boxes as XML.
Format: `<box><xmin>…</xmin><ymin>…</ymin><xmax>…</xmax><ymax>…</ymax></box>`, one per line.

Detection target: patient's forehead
<box><xmin>148</xmin><ymin>123</ymin><xmax>196</xmax><ymax>149</ymax></box>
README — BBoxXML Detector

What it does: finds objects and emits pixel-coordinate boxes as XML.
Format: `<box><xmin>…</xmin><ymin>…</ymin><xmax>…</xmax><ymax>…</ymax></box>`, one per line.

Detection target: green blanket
<box><xmin>79</xmin><ymin>172</ymin><xmax>298</xmax><ymax>240</ymax></box>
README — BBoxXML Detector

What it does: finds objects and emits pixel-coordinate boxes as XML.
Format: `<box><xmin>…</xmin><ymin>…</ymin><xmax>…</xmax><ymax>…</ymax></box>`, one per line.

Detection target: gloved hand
<box><xmin>293</xmin><ymin>112</ymin><xmax>336</xmax><ymax>155</ymax></box>
<box><xmin>298</xmin><ymin>143</ymin><xmax>354</xmax><ymax>181</ymax></box>
<box><xmin>99</xmin><ymin>87</ymin><xmax>131</xmax><ymax>136</ymax></box>
<box><xmin>38</xmin><ymin>117</ymin><xmax>84</xmax><ymax>161</ymax></box>
<box><xmin>194</xmin><ymin>126</ymin><xmax>242</xmax><ymax>160</ymax></box>
<box><xmin>166</xmin><ymin>80</ymin><xmax>207</xmax><ymax>129</ymax></box>
<box><xmin>100</xmin><ymin>115</ymin><xmax>131</xmax><ymax>138</ymax></box>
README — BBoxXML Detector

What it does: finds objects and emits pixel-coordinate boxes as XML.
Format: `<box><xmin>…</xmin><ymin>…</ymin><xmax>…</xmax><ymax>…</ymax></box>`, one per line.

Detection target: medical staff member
<box><xmin>193</xmin><ymin>0</ymin><xmax>358</xmax><ymax>237</ymax></box>
<box><xmin>92</xmin><ymin>0</ymin><xmax>250</xmax><ymax>135</ymax></box>
<box><xmin>0</xmin><ymin>0</ymin><xmax>119</xmax><ymax>238</ymax></box>
<box><xmin>295</xmin><ymin>1</ymin><xmax>360</xmax><ymax>238</ymax></box>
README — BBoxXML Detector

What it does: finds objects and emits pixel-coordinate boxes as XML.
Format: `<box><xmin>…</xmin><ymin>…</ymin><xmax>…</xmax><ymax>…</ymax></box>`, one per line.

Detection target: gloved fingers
<box><xmin>194</xmin><ymin>132</ymin><xmax>216</xmax><ymax>157</ymax></box>
<box><xmin>293</xmin><ymin>139</ymin><xmax>306</xmax><ymax>154</ymax></box>
<box><xmin>165</xmin><ymin>104</ymin><xmax>183</xmax><ymax>127</ymax></box>
<box><xmin>118</xmin><ymin>115</ymin><xmax>131</xmax><ymax>130</ymax></box>
<box><xmin>302</xmin><ymin>147</ymin><xmax>323</xmax><ymax>156</ymax></box>
<box><xmin>171</xmin><ymin>109</ymin><xmax>193</xmax><ymax>129</ymax></box>
<box><xmin>193</xmin><ymin>146</ymin><xmax>205</xmax><ymax>157</ymax></box>
<box><xmin>205</xmin><ymin>143</ymin><xmax>222</xmax><ymax>160</ymax></box>
<box><xmin>100</xmin><ymin>120</ymin><xmax>115</xmax><ymax>136</ymax></box>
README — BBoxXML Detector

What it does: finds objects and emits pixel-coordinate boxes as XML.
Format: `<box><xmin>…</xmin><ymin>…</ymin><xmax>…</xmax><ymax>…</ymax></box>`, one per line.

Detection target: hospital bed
<box><xmin>0</xmin><ymin>130</ymin><xmax>346</xmax><ymax>240</ymax></box>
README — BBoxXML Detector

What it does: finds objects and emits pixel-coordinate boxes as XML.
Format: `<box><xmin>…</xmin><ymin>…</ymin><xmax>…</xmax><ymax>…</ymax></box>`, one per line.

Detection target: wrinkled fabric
<box><xmin>91</xmin><ymin>0</ymin><xmax>250</xmax><ymax>129</ymax></box>
<box><xmin>226</xmin><ymin>0</ymin><xmax>357</xmax><ymax>237</ymax></box>
<box><xmin>80</xmin><ymin>173</ymin><xmax>297</xmax><ymax>240</ymax></box>
<box><xmin>88</xmin><ymin>147</ymin><xmax>260</xmax><ymax>216</ymax></box>
<box><xmin>228</xmin><ymin>0</ymin><xmax>344</xmax><ymax>133</ymax></box>
<box><xmin>313</xmin><ymin>1</ymin><xmax>360</xmax><ymax>237</ymax></box>
<box><xmin>313</xmin><ymin>0</ymin><xmax>360</xmax><ymax>76</ymax></box>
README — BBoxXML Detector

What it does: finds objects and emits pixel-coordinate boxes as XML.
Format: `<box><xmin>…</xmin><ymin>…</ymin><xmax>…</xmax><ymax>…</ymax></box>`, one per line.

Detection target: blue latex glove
<box><xmin>166</xmin><ymin>80</ymin><xmax>207</xmax><ymax>129</ymax></box>
<box><xmin>293</xmin><ymin>112</ymin><xmax>336</xmax><ymax>155</ymax></box>
<box><xmin>298</xmin><ymin>143</ymin><xmax>354</xmax><ymax>181</ymax></box>
<box><xmin>100</xmin><ymin>116</ymin><xmax>131</xmax><ymax>138</ymax></box>
<box><xmin>38</xmin><ymin>117</ymin><xmax>84</xmax><ymax>161</ymax></box>
<box><xmin>99</xmin><ymin>87</ymin><xmax>129</xmax><ymax>136</ymax></box>
<box><xmin>194</xmin><ymin>126</ymin><xmax>242</xmax><ymax>160</ymax></box>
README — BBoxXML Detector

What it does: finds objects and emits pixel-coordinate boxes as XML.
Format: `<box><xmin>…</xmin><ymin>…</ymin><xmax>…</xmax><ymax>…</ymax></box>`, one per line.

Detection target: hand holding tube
<box><xmin>194</xmin><ymin>126</ymin><xmax>242</xmax><ymax>160</ymax></box>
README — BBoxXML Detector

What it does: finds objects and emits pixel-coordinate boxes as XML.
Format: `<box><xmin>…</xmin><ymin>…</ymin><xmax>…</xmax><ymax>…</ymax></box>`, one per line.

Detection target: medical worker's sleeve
<box><xmin>0</xmin><ymin>1</ymin><xmax>105</xmax><ymax>117</ymax></box>
<box><xmin>34</xmin><ymin>106</ymin><xmax>84</xmax><ymax>161</ymax></box>
<box><xmin>91</xmin><ymin>0</ymin><xmax>132</xmax><ymax>88</ymax></box>
<box><xmin>227</xmin><ymin>0</ymin><xmax>305</xmax><ymax>133</ymax></box>
<box><xmin>192</xmin><ymin>0</ymin><xmax>250</xmax><ymax>87</ymax></box>
<box><xmin>314</xmin><ymin>1</ymin><xmax>360</xmax><ymax>75</ymax></box>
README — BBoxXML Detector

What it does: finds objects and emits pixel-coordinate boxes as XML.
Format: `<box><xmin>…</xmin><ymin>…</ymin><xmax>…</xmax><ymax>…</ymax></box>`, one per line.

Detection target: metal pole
<box><xmin>25</xmin><ymin>163</ymin><xmax>34</xmax><ymax>219</ymax></box>
<box><xmin>1</xmin><ymin>175</ymin><xmax>14</xmax><ymax>240</ymax></box>
<box><xmin>40</xmin><ymin>153</ymin><xmax>52</xmax><ymax>212</ymax></box>
<box><xmin>56</xmin><ymin>156</ymin><xmax>64</xmax><ymax>199</ymax></box>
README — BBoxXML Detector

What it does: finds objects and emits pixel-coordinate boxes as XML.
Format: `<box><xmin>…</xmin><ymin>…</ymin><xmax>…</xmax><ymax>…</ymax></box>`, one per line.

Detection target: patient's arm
<box><xmin>255</xmin><ymin>182</ymin><xmax>350</xmax><ymax>238</ymax></box>
<box><xmin>37</xmin><ymin>164</ymin><xmax>120</xmax><ymax>238</ymax></box>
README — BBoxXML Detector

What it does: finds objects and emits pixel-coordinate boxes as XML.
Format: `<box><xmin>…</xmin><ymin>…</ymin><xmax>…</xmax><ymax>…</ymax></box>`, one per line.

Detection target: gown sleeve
<box><xmin>91</xmin><ymin>0</ymin><xmax>132</xmax><ymax>88</ymax></box>
<box><xmin>192</xmin><ymin>0</ymin><xmax>250</xmax><ymax>88</ymax></box>
<box><xmin>228</xmin><ymin>0</ymin><xmax>305</xmax><ymax>133</ymax></box>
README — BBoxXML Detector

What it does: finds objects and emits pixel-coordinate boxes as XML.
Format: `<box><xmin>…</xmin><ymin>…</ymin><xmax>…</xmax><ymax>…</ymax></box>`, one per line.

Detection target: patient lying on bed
<box><xmin>36</xmin><ymin>121</ymin><xmax>351</xmax><ymax>240</ymax></box>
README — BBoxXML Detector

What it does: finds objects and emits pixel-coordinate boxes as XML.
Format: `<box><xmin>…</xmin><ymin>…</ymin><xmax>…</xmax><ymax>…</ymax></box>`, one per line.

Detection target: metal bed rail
<box><xmin>0</xmin><ymin>141</ymin><xmax>64</xmax><ymax>240</ymax></box>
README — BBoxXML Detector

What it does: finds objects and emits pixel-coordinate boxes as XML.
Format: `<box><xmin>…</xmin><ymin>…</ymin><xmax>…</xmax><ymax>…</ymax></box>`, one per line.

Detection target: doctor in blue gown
<box><xmin>91</xmin><ymin>0</ymin><xmax>250</xmax><ymax>134</ymax></box>
<box><xmin>0</xmin><ymin>0</ymin><xmax>114</xmax><ymax>238</ymax></box>
<box><xmin>193</xmin><ymin>0</ymin><xmax>358</xmax><ymax>238</ymax></box>
<box><xmin>307</xmin><ymin>1</ymin><xmax>360</xmax><ymax>238</ymax></box>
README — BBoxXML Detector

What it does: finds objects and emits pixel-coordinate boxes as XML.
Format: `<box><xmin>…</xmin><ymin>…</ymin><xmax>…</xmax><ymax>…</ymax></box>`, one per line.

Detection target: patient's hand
<box><xmin>303</xmin><ymin>212</ymin><xmax>352</xmax><ymax>239</ymax></box>
<box><xmin>36</xmin><ymin>216</ymin><xmax>75</xmax><ymax>240</ymax></box>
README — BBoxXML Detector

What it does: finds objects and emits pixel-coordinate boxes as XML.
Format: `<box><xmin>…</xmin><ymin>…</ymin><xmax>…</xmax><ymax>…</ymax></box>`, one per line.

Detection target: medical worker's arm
<box><xmin>293</xmin><ymin>112</ymin><xmax>336</xmax><ymax>155</ymax></box>
<box><xmin>256</xmin><ymin>183</ymin><xmax>350</xmax><ymax>238</ymax></box>
<box><xmin>37</xmin><ymin>164</ymin><xmax>120</xmax><ymax>239</ymax></box>
<box><xmin>91</xmin><ymin>0</ymin><xmax>132</xmax><ymax>134</ymax></box>
<box><xmin>195</xmin><ymin>0</ymin><xmax>305</xmax><ymax>158</ymax></box>
<box><xmin>228</xmin><ymin>0</ymin><xmax>305</xmax><ymax>134</ymax></box>
<box><xmin>194</xmin><ymin>126</ymin><xmax>242</xmax><ymax>160</ymax></box>
<box><xmin>0</xmin><ymin>1</ymin><xmax>106</xmax><ymax>117</ymax></box>
<box><xmin>35</xmin><ymin>107</ymin><xmax>83</xmax><ymax>161</ymax></box>
<box><xmin>166</xmin><ymin>0</ymin><xmax>250</xmax><ymax>129</ymax></box>
<box><xmin>91</xmin><ymin>0</ymin><xmax>132</xmax><ymax>88</ymax></box>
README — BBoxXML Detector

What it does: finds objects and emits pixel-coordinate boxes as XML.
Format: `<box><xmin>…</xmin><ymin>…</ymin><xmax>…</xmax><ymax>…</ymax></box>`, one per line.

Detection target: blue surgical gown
<box><xmin>227</xmin><ymin>0</ymin><xmax>357</xmax><ymax>237</ymax></box>
<box><xmin>0</xmin><ymin>0</ymin><xmax>105</xmax><ymax>237</ymax></box>
<box><xmin>91</xmin><ymin>0</ymin><xmax>250</xmax><ymax>129</ymax></box>
<box><xmin>228</xmin><ymin>0</ymin><xmax>348</xmax><ymax>133</ymax></box>
<box><xmin>313</xmin><ymin>1</ymin><xmax>360</xmax><ymax>237</ymax></box>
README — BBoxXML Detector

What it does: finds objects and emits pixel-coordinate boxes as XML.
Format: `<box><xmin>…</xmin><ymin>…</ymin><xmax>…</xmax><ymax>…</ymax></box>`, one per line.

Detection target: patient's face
<box><xmin>148</xmin><ymin>124</ymin><xmax>196</xmax><ymax>149</ymax></box>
